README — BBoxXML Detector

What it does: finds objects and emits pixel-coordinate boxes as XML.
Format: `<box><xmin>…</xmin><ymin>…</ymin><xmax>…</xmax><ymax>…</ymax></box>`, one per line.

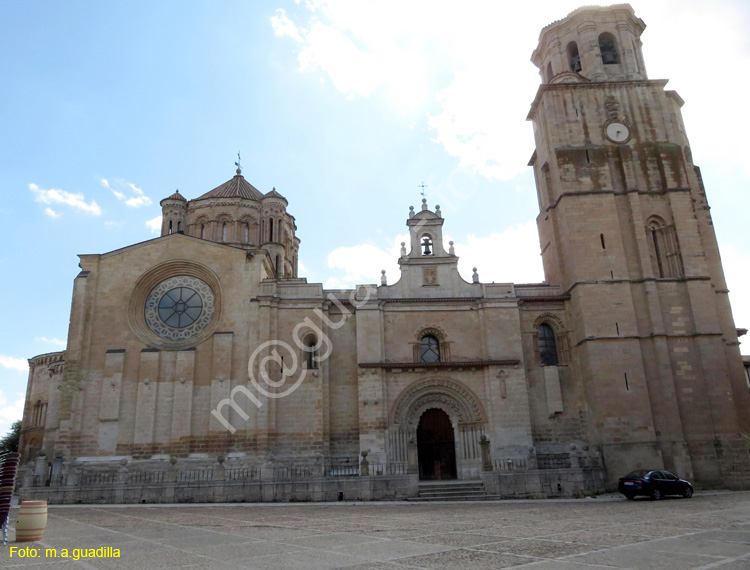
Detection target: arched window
<box><xmin>421</xmin><ymin>235</ymin><xmax>433</xmax><ymax>256</ymax></box>
<box><xmin>546</xmin><ymin>61</ymin><xmax>553</xmax><ymax>82</ymax></box>
<box><xmin>32</xmin><ymin>400</ymin><xmax>47</xmax><ymax>427</ymax></box>
<box><xmin>222</xmin><ymin>222</ymin><xmax>227</xmax><ymax>242</ymax></box>
<box><xmin>244</xmin><ymin>223</ymin><xmax>249</xmax><ymax>243</ymax></box>
<box><xmin>538</xmin><ymin>324</ymin><xmax>559</xmax><ymax>365</ymax></box>
<box><xmin>541</xmin><ymin>162</ymin><xmax>553</xmax><ymax>205</ymax></box>
<box><xmin>200</xmin><ymin>224</ymin><xmax>205</xmax><ymax>239</ymax></box>
<box><xmin>599</xmin><ymin>32</ymin><xmax>619</xmax><ymax>65</ymax></box>
<box><xmin>648</xmin><ymin>219</ymin><xmax>683</xmax><ymax>278</ymax></box>
<box><xmin>567</xmin><ymin>41</ymin><xmax>581</xmax><ymax>72</ymax></box>
<box><xmin>305</xmin><ymin>335</ymin><xmax>318</xmax><ymax>369</ymax></box>
<box><xmin>420</xmin><ymin>335</ymin><xmax>440</xmax><ymax>363</ymax></box>
<box><xmin>269</xmin><ymin>219</ymin><xmax>274</xmax><ymax>242</ymax></box>
<box><xmin>168</xmin><ymin>220</ymin><xmax>173</xmax><ymax>235</ymax></box>
<box><xmin>177</xmin><ymin>221</ymin><xmax>182</xmax><ymax>232</ymax></box>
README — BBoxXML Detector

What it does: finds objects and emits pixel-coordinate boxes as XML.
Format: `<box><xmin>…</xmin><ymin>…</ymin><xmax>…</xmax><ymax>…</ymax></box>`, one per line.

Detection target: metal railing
<box><xmin>536</xmin><ymin>453</ymin><xmax>572</xmax><ymax>469</ymax></box>
<box><xmin>126</xmin><ymin>471</ymin><xmax>165</xmax><ymax>484</ymax></box>
<box><xmin>79</xmin><ymin>471</ymin><xmax>118</xmax><ymax>485</ymax></box>
<box><xmin>493</xmin><ymin>458</ymin><xmax>529</xmax><ymax>472</ymax></box>
<box><xmin>178</xmin><ymin>469</ymin><xmax>214</xmax><ymax>483</ymax></box>
<box><xmin>225</xmin><ymin>467</ymin><xmax>261</xmax><ymax>481</ymax></box>
<box><xmin>27</xmin><ymin>460</ymin><xmax>412</xmax><ymax>488</ymax></box>
<box><xmin>489</xmin><ymin>453</ymin><xmax>603</xmax><ymax>472</ymax></box>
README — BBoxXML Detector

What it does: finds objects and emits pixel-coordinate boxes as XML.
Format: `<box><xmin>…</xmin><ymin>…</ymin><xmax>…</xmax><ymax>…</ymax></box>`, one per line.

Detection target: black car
<box><xmin>618</xmin><ymin>469</ymin><xmax>694</xmax><ymax>500</ymax></box>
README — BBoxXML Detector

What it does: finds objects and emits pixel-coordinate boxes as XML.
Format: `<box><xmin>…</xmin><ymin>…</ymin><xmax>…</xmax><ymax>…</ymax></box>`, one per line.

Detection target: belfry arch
<box><xmin>388</xmin><ymin>377</ymin><xmax>488</xmax><ymax>479</ymax></box>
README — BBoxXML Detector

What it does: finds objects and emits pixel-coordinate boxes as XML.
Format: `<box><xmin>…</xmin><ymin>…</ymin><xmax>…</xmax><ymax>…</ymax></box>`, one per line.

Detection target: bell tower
<box><xmin>528</xmin><ymin>5</ymin><xmax>750</xmax><ymax>488</ymax></box>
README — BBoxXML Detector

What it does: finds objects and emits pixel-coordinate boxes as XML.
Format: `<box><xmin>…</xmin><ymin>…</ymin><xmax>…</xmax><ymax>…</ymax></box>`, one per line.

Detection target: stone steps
<box><xmin>408</xmin><ymin>480</ymin><xmax>498</xmax><ymax>501</ymax></box>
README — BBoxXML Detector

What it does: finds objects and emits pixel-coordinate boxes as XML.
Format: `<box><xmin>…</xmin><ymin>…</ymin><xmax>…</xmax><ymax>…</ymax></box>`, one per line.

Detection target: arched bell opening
<box><xmin>417</xmin><ymin>408</ymin><xmax>457</xmax><ymax>480</ymax></box>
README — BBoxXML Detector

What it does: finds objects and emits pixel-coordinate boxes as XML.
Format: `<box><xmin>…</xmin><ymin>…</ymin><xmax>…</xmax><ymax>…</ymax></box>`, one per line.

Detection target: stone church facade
<box><xmin>19</xmin><ymin>5</ymin><xmax>750</xmax><ymax>503</ymax></box>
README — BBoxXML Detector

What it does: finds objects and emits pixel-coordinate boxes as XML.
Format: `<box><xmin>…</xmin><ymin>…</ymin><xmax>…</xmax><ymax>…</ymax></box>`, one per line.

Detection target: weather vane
<box><xmin>418</xmin><ymin>181</ymin><xmax>428</xmax><ymax>199</ymax></box>
<box><xmin>235</xmin><ymin>151</ymin><xmax>242</xmax><ymax>172</ymax></box>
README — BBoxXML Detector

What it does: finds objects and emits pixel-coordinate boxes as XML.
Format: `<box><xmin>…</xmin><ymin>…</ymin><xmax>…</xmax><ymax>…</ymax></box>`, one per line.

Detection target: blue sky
<box><xmin>1</xmin><ymin>0</ymin><xmax>749</xmax><ymax>437</ymax></box>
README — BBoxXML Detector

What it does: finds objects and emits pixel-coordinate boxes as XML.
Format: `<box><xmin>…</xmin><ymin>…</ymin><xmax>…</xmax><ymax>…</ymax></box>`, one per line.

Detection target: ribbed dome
<box><xmin>263</xmin><ymin>187</ymin><xmax>287</xmax><ymax>202</ymax></box>
<box><xmin>159</xmin><ymin>189</ymin><xmax>186</xmax><ymax>205</ymax></box>
<box><xmin>195</xmin><ymin>171</ymin><xmax>264</xmax><ymax>201</ymax></box>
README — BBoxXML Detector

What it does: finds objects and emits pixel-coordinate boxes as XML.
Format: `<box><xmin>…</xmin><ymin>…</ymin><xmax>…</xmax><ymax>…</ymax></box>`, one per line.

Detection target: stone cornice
<box><xmin>540</xmin><ymin>187</ymin><xmax>692</xmax><ymax>216</ymax></box>
<box><xmin>573</xmin><ymin>332</ymin><xmax>724</xmax><ymax>348</ymax></box>
<box><xmin>518</xmin><ymin>295</ymin><xmax>570</xmax><ymax>304</ymax></box>
<box><xmin>28</xmin><ymin>351</ymin><xmax>65</xmax><ymax>367</ymax></box>
<box><xmin>382</xmin><ymin>297</ymin><xmax>481</xmax><ymax>304</ymax></box>
<box><xmin>527</xmin><ymin>79</ymin><xmax>670</xmax><ymax>121</ymax></box>
<box><xmin>358</xmin><ymin>359</ymin><xmax>519</xmax><ymax>370</ymax></box>
<box><xmin>190</xmin><ymin>200</ymin><xmax>261</xmax><ymax>211</ymax></box>
<box><xmin>564</xmin><ymin>275</ymin><xmax>712</xmax><ymax>296</ymax></box>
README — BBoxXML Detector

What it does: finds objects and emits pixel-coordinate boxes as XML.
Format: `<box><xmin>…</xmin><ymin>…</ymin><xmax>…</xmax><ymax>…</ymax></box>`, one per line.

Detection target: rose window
<box><xmin>145</xmin><ymin>276</ymin><xmax>215</xmax><ymax>340</ymax></box>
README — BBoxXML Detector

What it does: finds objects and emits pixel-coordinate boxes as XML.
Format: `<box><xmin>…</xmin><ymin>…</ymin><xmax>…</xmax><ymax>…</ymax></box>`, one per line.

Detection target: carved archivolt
<box><xmin>128</xmin><ymin>260</ymin><xmax>222</xmax><ymax>351</ymax></box>
<box><xmin>532</xmin><ymin>312</ymin><xmax>566</xmax><ymax>332</ymax></box>
<box><xmin>414</xmin><ymin>324</ymin><xmax>447</xmax><ymax>342</ymax></box>
<box><xmin>391</xmin><ymin>377</ymin><xmax>486</xmax><ymax>427</ymax></box>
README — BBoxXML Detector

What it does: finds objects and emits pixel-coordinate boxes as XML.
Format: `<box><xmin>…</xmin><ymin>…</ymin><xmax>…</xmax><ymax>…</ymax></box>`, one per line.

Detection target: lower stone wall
<box><xmin>481</xmin><ymin>467</ymin><xmax>607</xmax><ymax>498</ymax></box>
<box><xmin>20</xmin><ymin>475</ymin><xmax>420</xmax><ymax>505</ymax></box>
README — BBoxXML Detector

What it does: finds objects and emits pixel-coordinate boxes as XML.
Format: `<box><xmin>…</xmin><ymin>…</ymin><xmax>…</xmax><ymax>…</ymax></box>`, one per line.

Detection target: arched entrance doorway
<box><xmin>417</xmin><ymin>408</ymin><xmax>457</xmax><ymax>480</ymax></box>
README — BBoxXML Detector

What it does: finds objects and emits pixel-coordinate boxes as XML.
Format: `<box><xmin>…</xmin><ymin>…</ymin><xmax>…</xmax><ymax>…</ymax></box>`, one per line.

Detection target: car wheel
<box><xmin>682</xmin><ymin>487</ymin><xmax>693</xmax><ymax>499</ymax></box>
<box><xmin>624</xmin><ymin>493</ymin><xmax>635</xmax><ymax>500</ymax></box>
<box><xmin>651</xmin><ymin>488</ymin><xmax>662</xmax><ymax>501</ymax></box>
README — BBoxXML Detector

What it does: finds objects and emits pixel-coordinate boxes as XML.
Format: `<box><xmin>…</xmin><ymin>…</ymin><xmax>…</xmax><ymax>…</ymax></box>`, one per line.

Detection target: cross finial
<box><xmin>418</xmin><ymin>181</ymin><xmax>428</xmax><ymax>199</ymax></box>
<box><xmin>235</xmin><ymin>151</ymin><xmax>242</xmax><ymax>174</ymax></box>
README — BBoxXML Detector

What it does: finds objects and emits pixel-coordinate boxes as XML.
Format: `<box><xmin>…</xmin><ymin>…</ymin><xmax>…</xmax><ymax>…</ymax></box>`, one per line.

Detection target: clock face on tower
<box><xmin>605</xmin><ymin>121</ymin><xmax>631</xmax><ymax>143</ymax></box>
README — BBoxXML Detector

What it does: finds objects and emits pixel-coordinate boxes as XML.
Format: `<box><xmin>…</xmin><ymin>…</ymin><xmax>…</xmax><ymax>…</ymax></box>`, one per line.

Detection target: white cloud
<box><xmin>454</xmin><ymin>221</ymin><xmax>544</xmax><ymax>284</ymax></box>
<box><xmin>0</xmin><ymin>355</ymin><xmax>27</xmax><ymax>372</ymax></box>
<box><xmin>30</xmin><ymin>183</ymin><xmax>101</xmax><ymax>216</ymax></box>
<box><xmin>271</xmin><ymin>1</ymin><xmax>542</xmax><ymax>177</ymax></box>
<box><xmin>101</xmin><ymin>177</ymin><xmax>152</xmax><ymax>208</ymax></box>
<box><xmin>35</xmin><ymin>336</ymin><xmax>66</xmax><ymax>348</ymax></box>
<box><xmin>327</xmin><ymin>242</ymin><xmax>397</xmax><ymax>287</ymax></box>
<box><xmin>271</xmin><ymin>9</ymin><xmax>304</xmax><ymax>43</ymax></box>
<box><xmin>297</xmin><ymin>259</ymin><xmax>309</xmax><ymax>276</ymax></box>
<box><xmin>323</xmin><ymin>223</ymin><xmax>544</xmax><ymax>289</ymax></box>
<box><xmin>125</xmin><ymin>196</ymin><xmax>152</xmax><ymax>208</ymax></box>
<box><xmin>0</xmin><ymin>390</ymin><xmax>25</xmax><ymax>437</ymax></box>
<box><xmin>145</xmin><ymin>216</ymin><xmax>162</xmax><ymax>233</ymax></box>
<box><xmin>272</xmin><ymin>1</ymin><xmax>750</xmax><ymax>181</ymax></box>
<box><xmin>44</xmin><ymin>207</ymin><xmax>61</xmax><ymax>219</ymax></box>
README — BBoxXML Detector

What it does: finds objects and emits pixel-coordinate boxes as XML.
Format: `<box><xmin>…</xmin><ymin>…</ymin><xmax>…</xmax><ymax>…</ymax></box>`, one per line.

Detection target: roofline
<box><xmin>83</xmin><ymin>232</ymin><xmax>256</xmax><ymax>259</ymax></box>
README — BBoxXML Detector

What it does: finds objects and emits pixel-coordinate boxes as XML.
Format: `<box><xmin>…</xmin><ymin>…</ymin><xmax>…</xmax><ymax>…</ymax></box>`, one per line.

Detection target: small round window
<box><xmin>145</xmin><ymin>276</ymin><xmax>215</xmax><ymax>340</ymax></box>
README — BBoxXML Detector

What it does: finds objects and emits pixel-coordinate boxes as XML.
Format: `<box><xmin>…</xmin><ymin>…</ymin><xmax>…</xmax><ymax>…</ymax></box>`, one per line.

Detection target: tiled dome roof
<box><xmin>160</xmin><ymin>189</ymin><xmax>186</xmax><ymax>205</ymax></box>
<box><xmin>263</xmin><ymin>187</ymin><xmax>287</xmax><ymax>202</ymax></box>
<box><xmin>195</xmin><ymin>169</ymin><xmax>264</xmax><ymax>201</ymax></box>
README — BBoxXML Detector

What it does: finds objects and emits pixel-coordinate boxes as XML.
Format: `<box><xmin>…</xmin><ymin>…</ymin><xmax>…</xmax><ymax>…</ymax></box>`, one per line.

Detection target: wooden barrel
<box><xmin>15</xmin><ymin>500</ymin><xmax>47</xmax><ymax>542</ymax></box>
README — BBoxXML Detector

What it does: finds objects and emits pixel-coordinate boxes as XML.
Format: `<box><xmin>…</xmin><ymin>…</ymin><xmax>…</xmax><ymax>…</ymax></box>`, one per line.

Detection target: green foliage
<box><xmin>0</xmin><ymin>420</ymin><xmax>21</xmax><ymax>454</ymax></box>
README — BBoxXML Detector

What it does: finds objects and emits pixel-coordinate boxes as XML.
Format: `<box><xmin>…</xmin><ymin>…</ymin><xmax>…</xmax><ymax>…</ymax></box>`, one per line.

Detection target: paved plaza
<box><xmin>2</xmin><ymin>492</ymin><xmax>750</xmax><ymax>569</ymax></box>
